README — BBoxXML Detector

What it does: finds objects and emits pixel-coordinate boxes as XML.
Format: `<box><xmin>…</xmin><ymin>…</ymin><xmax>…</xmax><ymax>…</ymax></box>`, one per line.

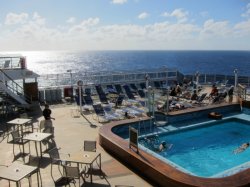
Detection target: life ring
<box><xmin>208</xmin><ymin>112</ymin><xmax>222</xmax><ymax>120</ymax></box>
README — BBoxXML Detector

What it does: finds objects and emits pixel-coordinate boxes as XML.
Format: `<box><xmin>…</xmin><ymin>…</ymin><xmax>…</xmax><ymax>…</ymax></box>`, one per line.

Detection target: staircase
<box><xmin>0</xmin><ymin>70</ymin><xmax>31</xmax><ymax>115</ymax></box>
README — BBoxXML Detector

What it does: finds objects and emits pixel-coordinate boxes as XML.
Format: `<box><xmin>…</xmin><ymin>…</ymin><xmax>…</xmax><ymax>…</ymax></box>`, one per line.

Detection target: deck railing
<box><xmin>37</xmin><ymin>68</ymin><xmax>181</xmax><ymax>89</ymax></box>
<box><xmin>185</xmin><ymin>74</ymin><xmax>250</xmax><ymax>87</ymax></box>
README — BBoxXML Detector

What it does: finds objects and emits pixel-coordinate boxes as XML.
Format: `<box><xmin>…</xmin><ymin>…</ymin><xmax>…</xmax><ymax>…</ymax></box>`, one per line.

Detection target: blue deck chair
<box><xmin>92</xmin><ymin>104</ymin><xmax>118</xmax><ymax>122</ymax></box>
<box><xmin>114</xmin><ymin>84</ymin><xmax>123</xmax><ymax>94</ymax></box>
<box><xmin>85</xmin><ymin>88</ymin><xmax>91</xmax><ymax>96</ymax></box>
<box><xmin>123</xmin><ymin>85</ymin><xmax>135</xmax><ymax>100</ymax></box>
<box><xmin>107</xmin><ymin>85</ymin><xmax>114</xmax><ymax>89</ymax></box>
<box><xmin>130</xmin><ymin>83</ymin><xmax>138</xmax><ymax>91</ymax></box>
<box><xmin>196</xmin><ymin>93</ymin><xmax>207</xmax><ymax>105</ymax></box>
<box><xmin>95</xmin><ymin>85</ymin><xmax>109</xmax><ymax>103</ymax></box>
<box><xmin>140</xmin><ymin>82</ymin><xmax>146</xmax><ymax>89</ymax></box>
<box><xmin>115</xmin><ymin>94</ymin><xmax>125</xmax><ymax>107</ymax></box>
<box><xmin>138</xmin><ymin>89</ymin><xmax>145</xmax><ymax>98</ymax></box>
<box><xmin>154</xmin><ymin>81</ymin><xmax>161</xmax><ymax>89</ymax></box>
<box><xmin>99</xmin><ymin>94</ymin><xmax>109</xmax><ymax>103</ymax></box>
<box><xmin>106</xmin><ymin>85</ymin><xmax>118</xmax><ymax>94</ymax></box>
<box><xmin>212</xmin><ymin>92</ymin><xmax>227</xmax><ymax>103</ymax></box>
<box><xmin>83</xmin><ymin>95</ymin><xmax>93</xmax><ymax>105</ymax></box>
<box><xmin>95</xmin><ymin>85</ymin><xmax>105</xmax><ymax>95</ymax></box>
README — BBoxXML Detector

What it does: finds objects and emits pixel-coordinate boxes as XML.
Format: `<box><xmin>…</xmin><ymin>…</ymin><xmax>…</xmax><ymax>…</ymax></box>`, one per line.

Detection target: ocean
<box><xmin>20</xmin><ymin>50</ymin><xmax>250</xmax><ymax>76</ymax></box>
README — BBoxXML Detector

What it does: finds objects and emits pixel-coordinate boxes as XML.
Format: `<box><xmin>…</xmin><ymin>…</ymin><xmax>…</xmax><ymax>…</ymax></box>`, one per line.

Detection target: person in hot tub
<box><xmin>233</xmin><ymin>142</ymin><xmax>250</xmax><ymax>154</ymax></box>
<box><xmin>156</xmin><ymin>141</ymin><xmax>173</xmax><ymax>152</ymax></box>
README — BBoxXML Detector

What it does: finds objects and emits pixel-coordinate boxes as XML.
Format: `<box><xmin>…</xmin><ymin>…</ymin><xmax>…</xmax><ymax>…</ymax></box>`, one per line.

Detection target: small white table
<box><xmin>23</xmin><ymin>132</ymin><xmax>52</xmax><ymax>158</ymax></box>
<box><xmin>65</xmin><ymin>151</ymin><xmax>101</xmax><ymax>183</ymax></box>
<box><xmin>7</xmin><ymin>118</ymin><xmax>32</xmax><ymax>133</ymax></box>
<box><xmin>0</xmin><ymin>162</ymin><xmax>40</xmax><ymax>187</ymax></box>
<box><xmin>7</xmin><ymin>118</ymin><xmax>32</xmax><ymax>154</ymax></box>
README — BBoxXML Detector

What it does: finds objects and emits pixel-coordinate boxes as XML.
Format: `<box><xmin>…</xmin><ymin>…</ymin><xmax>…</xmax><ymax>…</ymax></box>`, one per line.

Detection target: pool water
<box><xmin>139</xmin><ymin>118</ymin><xmax>250</xmax><ymax>177</ymax></box>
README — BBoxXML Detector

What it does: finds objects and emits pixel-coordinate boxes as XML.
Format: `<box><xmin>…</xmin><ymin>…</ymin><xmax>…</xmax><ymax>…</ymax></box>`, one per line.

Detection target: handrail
<box><xmin>0</xmin><ymin>69</ymin><xmax>31</xmax><ymax>103</ymax></box>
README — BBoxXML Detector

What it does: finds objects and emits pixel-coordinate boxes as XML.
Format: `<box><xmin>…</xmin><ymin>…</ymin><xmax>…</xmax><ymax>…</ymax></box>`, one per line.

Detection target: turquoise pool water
<box><xmin>139</xmin><ymin>118</ymin><xmax>250</xmax><ymax>177</ymax></box>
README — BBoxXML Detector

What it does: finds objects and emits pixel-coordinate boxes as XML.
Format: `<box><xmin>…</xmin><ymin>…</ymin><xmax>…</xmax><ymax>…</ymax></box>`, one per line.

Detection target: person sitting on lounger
<box><xmin>191</xmin><ymin>90</ymin><xmax>198</xmax><ymax>101</ymax></box>
<box><xmin>209</xmin><ymin>85</ymin><xmax>219</xmax><ymax>98</ymax></box>
<box><xmin>233</xmin><ymin>142</ymin><xmax>250</xmax><ymax>154</ymax></box>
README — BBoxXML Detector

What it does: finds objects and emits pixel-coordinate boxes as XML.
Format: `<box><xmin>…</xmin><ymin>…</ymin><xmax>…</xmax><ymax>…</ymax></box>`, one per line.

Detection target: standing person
<box><xmin>43</xmin><ymin>104</ymin><xmax>55</xmax><ymax>120</ymax></box>
<box><xmin>228</xmin><ymin>86</ymin><xmax>234</xmax><ymax>103</ymax></box>
<box><xmin>42</xmin><ymin>104</ymin><xmax>55</xmax><ymax>135</ymax></box>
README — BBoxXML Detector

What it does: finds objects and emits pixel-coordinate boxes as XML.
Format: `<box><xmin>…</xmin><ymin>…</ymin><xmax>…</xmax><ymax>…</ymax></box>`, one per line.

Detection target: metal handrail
<box><xmin>0</xmin><ymin>69</ymin><xmax>31</xmax><ymax>103</ymax></box>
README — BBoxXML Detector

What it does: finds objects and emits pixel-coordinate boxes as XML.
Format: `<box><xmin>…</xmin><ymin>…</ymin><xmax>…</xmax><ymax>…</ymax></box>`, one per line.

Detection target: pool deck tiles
<box><xmin>0</xmin><ymin>104</ymin><xmax>152</xmax><ymax>187</ymax></box>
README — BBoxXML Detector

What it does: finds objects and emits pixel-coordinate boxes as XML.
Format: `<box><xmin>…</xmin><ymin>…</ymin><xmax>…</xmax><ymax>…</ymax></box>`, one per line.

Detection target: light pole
<box><xmin>148</xmin><ymin>86</ymin><xmax>155</xmax><ymax>117</ymax></box>
<box><xmin>165</xmin><ymin>86</ymin><xmax>170</xmax><ymax>115</ymax></box>
<box><xmin>145</xmin><ymin>74</ymin><xmax>149</xmax><ymax>89</ymax></box>
<box><xmin>234</xmin><ymin>69</ymin><xmax>238</xmax><ymax>92</ymax></box>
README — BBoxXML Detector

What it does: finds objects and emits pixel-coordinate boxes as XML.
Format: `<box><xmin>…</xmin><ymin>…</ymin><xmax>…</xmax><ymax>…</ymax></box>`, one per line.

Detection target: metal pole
<box><xmin>166</xmin><ymin>86</ymin><xmax>169</xmax><ymax>115</ymax></box>
<box><xmin>79</xmin><ymin>86</ymin><xmax>82</xmax><ymax>113</ymax></box>
<box><xmin>77</xmin><ymin>80</ymin><xmax>83</xmax><ymax>114</ymax></box>
<box><xmin>234</xmin><ymin>69</ymin><xmax>238</xmax><ymax>93</ymax></box>
<box><xmin>196</xmin><ymin>71</ymin><xmax>199</xmax><ymax>93</ymax></box>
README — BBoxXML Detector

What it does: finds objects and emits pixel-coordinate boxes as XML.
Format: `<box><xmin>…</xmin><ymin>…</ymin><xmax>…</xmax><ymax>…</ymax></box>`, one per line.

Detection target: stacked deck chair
<box><xmin>140</xmin><ymin>82</ymin><xmax>146</xmax><ymax>89</ymax></box>
<box><xmin>92</xmin><ymin>103</ymin><xmax>119</xmax><ymax>122</ymax></box>
<box><xmin>114</xmin><ymin>84</ymin><xmax>123</xmax><ymax>94</ymax></box>
<box><xmin>95</xmin><ymin>85</ymin><xmax>108</xmax><ymax>103</ymax></box>
<box><xmin>123</xmin><ymin>85</ymin><xmax>135</xmax><ymax>100</ymax></box>
<box><xmin>138</xmin><ymin>89</ymin><xmax>145</xmax><ymax>98</ymax></box>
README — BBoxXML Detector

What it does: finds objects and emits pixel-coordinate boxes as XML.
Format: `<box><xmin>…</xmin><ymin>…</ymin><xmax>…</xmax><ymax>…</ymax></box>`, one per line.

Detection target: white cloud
<box><xmin>234</xmin><ymin>20</ymin><xmax>250</xmax><ymax>36</ymax></box>
<box><xmin>32</xmin><ymin>12</ymin><xmax>46</xmax><ymax>25</ymax></box>
<box><xmin>0</xmin><ymin>11</ymin><xmax>250</xmax><ymax>51</ymax></box>
<box><xmin>200</xmin><ymin>19</ymin><xmax>232</xmax><ymax>39</ymax></box>
<box><xmin>66</xmin><ymin>17</ymin><xmax>76</xmax><ymax>24</ymax></box>
<box><xmin>241</xmin><ymin>3</ymin><xmax>250</xmax><ymax>18</ymax></box>
<box><xmin>138</xmin><ymin>12</ymin><xmax>149</xmax><ymax>19</ymax></box>
<box><xmin>5</xmin><ymin>12</ymin><xmax>29</xmax><ymax>25</ymax></box>
<box><xmin>111</xmin><ymin>0</ymin><xmax>127</xmax><ymax>4</ymax></box>
<box><xmin>69</xmin><ymin>17</ymin><xmax>100</xmax><ymax>33</ymax></box>
<box><xmin>162</xmin><ymin>8</ymin><xmax>189</xmax><ymax>23</ymax></box>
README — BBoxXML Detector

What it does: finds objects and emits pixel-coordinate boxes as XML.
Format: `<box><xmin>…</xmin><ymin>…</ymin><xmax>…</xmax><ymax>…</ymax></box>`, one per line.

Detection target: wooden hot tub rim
<box><xmin>99</xmin><ymin>118</ymin><xmax>250</xmax><ymax>187</ymax></box>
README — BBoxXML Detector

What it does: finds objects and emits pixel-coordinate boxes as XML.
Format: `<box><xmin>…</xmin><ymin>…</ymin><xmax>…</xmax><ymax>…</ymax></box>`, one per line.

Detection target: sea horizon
<box><xmin>2</xmin><ymin>50</ymin><xmax>250</xmax><ymax>77</ymax></box>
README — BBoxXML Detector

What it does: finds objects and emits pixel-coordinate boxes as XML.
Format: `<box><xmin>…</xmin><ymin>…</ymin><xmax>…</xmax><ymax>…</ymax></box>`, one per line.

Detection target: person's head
<box><xmin>45</xmin><ymin>104</ymin><xmax>49</xmax><ymax>109</ymax></box>
<box><xmin>161</xmin><ymin>141</ymin><xmax>167</xmax><ymax>147</ymax></box>
<box><xmin>246</xmin><ymin>143</ymin><xmax>250</xmax><ymax>146</ymax></box>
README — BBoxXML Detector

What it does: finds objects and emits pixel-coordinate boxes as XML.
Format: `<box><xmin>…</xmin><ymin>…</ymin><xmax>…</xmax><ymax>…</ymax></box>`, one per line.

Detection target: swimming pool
<box><xmin>139</xmin><ymin>117</ymin><xmax>250</xmax><ymax>177</ymax></box>
<box><xmin>99</xmin><ymin>105</ymin><xmax>250</xmax><ymax>186</ymax></box>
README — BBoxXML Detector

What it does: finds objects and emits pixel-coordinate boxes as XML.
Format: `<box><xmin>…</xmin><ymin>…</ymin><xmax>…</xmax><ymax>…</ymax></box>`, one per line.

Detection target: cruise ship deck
<box><xmin>0</xmin><ymin>103</ymin><xmax>152</xmax><ymax>187</ymax></box>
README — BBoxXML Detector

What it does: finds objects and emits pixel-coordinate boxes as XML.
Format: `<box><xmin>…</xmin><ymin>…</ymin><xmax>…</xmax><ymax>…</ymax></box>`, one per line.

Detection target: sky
<box><xmin>0</xmin><ymin>0</ymin><xmax>250</xmax><ymax>51</ymax></box>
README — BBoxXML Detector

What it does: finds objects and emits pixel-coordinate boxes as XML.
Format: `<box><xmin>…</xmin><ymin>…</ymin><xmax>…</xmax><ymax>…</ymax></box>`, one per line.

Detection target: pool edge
<box><xmin>99</xmin><ymin>117</ymin><xmax>250</xmax><ymax>187</ymax></box>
